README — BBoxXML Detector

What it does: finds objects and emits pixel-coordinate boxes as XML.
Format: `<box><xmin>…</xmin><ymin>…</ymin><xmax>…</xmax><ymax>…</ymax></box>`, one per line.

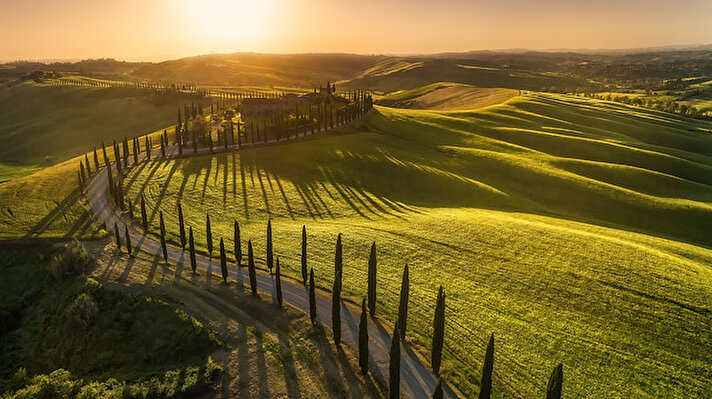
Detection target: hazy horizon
<box><xmin>2</xmin><ymin>0</ymin><xmax>712</xmax><ymax>61</ymax></box>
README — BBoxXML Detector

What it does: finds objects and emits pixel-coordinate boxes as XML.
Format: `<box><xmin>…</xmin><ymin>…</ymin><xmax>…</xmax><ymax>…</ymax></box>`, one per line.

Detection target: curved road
<box><xmin>86</xmin><ymin>121</ymin><xmax>455</xmax><ymax>399</ymax></box>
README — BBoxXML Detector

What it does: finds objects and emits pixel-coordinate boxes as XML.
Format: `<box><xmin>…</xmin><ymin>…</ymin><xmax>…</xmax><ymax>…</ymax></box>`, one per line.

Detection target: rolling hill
<box><xmin>123</xmin><ymin>92</ymin><xmax>712</xmax><ymax>398</ymax></box>
<box><xmin>0</xmin><ymin>81</ymin><xmax>188</xmax><ymax>174</ymax></box>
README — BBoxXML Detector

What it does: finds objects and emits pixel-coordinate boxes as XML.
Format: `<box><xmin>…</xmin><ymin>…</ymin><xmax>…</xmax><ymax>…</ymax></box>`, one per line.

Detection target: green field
<box><xmin>0</xmin><ymin>81</ymin><xmax>189</xmax><ymax>168</ymax></box>
<box><xmin>343</xmin><ymin>59</ymin><xmax>588</xmax><ymax>93</ymax></box>
<box><xmin>123</xmin><ymin>93</ymin><xmax>712</xmax><ymax>397</ymax></box>
<box><xmin>376</xmin><ymin>82</ymin><xmax>518</xmax><ymax>110</ymax></box>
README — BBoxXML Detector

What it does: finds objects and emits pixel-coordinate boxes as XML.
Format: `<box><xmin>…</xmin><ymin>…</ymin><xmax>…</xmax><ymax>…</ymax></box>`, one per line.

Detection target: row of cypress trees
<box><xmin>115</xmin><ymin>205</ymin><xmax>565</xmax><ymax>398</ymax></box>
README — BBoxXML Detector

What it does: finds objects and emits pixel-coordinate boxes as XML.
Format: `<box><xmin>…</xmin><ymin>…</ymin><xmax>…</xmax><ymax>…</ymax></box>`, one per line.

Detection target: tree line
<box><xmin>72</xmin><ymin>89</ymin><xmax>568</xmax><ymax>398</ymax></box>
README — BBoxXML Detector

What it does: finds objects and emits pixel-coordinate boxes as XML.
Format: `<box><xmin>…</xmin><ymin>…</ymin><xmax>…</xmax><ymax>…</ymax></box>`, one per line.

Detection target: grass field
<box><xmin>344</xmin><ymin>59</ymin><xmax>588</xmax><ymax>93</ymax></box>
<box><xmin>122</xmin><ymin>92</ymin><xmax>712</xmax><ymax>397</ymax></box>
<box><xmin>0</xmin><ymin>81</ymin><xmax>189</xmax><ymax>168</ymax></box>
<box><xmin>0</xmin><ymin>123</ymin><xmax>178</xmax><ymax>240</ymax></box>
<box><xmin>376</xmin><ymin>82</ymin><xmax>517</xmax><ymax>110</ymax></box>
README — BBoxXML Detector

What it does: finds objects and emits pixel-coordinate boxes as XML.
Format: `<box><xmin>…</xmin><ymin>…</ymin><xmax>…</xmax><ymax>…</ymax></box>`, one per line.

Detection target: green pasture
<box><xmin>124</xmin><ymin>93</ymin><xmax>712</xmax><ymax>398</ymax></box>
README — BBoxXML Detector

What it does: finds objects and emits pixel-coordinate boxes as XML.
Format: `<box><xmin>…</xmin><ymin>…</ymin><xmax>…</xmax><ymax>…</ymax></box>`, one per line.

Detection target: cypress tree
<box><xmin>133</xmin><ymin>137</ymin><xmax>138</xmax><ymax>164</ymax></box>
<box><xmin>159</xmin><ymin>211</ymin><xmax>168</xmax><ymax>263</ymax></box>
<box><xmin>160</xmin><ymin>134</ymin><xmax>166</xmax><ymax>157</ymax></box>
<box><xmin>247</xmin><ymin>240</ymin><xmax>257</xmax><ymax>295</ymax></box>
<box><xmin>84</xmin><ymin>153</ymin><xmax>91</xmax><ymax>175</ymax></box>
<box><xmin>114</xmin><ymin>222</ymin><xmax>121</xmax><ymax>250</ymax></box>
<box><xmin>275</xmin><ymin>257</ymin><xmax>283</xmax><ymax>308</ymax></box>
<box><xmin>397</xmin><ymin>264</ymin><xmax>409</xmax><ymax>339</ymax></box>
<box><xmin>332</xmin><ymin>265</ymin><xmax>341</xmax><ymax>345</ymax></box>
<box><xmin>234</xmin><ymin>220</ymin><xmax>241</xmax><ymax>265</ymax></box>
<box><xmin>266</xmin><ymin>219</ymin><xmax>273</xmax><ymax>272</ymax></box>
<box><xmin>334</xmin><ymin>233</ymin><xmax>342</xmax><ymax>291</ymax></box>
<box><xmin>106</xmin><ymin>164</ymin><xmax>114</xmax><ymax>199</ymax></box>
<box><xmin>432</xmin><ymin>378</ymin><xmax>443</xmax><ymax>399</ymax></box>
<box><xmin>140</xmin><ymin>195</ymin><xmax>148</xmax><ymax>231</ymax></box>
<box><xmin>546</xmin><ymin>364</ymin><xmax>563</xmax><ymax>399</ymax></box>
<box><xmin>145</xmin><ymin>135</ymin><xmax>151</xmax><ymax>160</ymax></box>
<box><xmin>101</xmin><ymin>141</ymin><xmax>108</xmax><ymax>165</ymax></box>
<box><xmin>189</xmin><ymin>227</ymin><xmax>197</xmax><ymax>273</ymax></box>
<box><xmin>432</xmin><ymin>286</ymin><xmax>446</xmax><ymax>375</ymax></box>
<box><xmin>114</xmin><ymin>141</ymin><xmax>122</xmax><ymax>173</ymax></box>
<box><xmin>79</xmin><ymin>161</ymin><xmax>86</xmax><ymax>183</ymax></box>
<box><xmin>389</xmin><ymin>322</ymin><xmax>401</xmax><ymax>399</ymax></box>
<box><xmin>206</xmin><ymin>214</ymin><xmax>213</xmax><ymax>255</ymax></box>
<box><xmin>220</xmin><ymin>238</ymin><xmax>228</xmax><ymax>282</ymax></box>
<box><xmin>122</xmin><ymin>137</ymin><xmax>129</xmax><ymax>167</ymax></box>
<box><xmin>359</xmin><ymin>298</ymin><xmax>369</xmax><ymax>375</ymax></box>
<box><xmin>301</xmin><ymin>225</ymin><xmax>307</xmax><ymax>284</ymax></box>
<box><xmin>77</xmin><ymin>171</ymin><xmax>84</xmax><ymax>192</ymax></box>
<box><xmin>163</xmin><ymin>129</ymin><xmax>169</xmax><ymax>149</ymax></box>
<box><xmin>177</xmin><ymin>126</ymin><xmax>183</xmax><ymax>155</ymax></box>
<box><xmin>368</xmin><ymin>242</ymin><xmax>377</xmax><ymax>316</ymax></box>
<box><xmin>177</xmin><ymin>202</ymin><xmax>186</xmax><ymax>248</ymax></box>
<box><xmin>93</xmin><ymin>147</ymin><xmax>99</xmax><ymax>171</ymax></box>
<box><xmin>309</xmin><ymin>268</ymin><xmax>316</xmax><ymax>324</ymax></box>
<box><xmin>125</xmin><ymin>224</ymin><xmax>132</xmax><ymax>257</ymax></box>
<box><xmin>478</xmin><ymin>333</ymin><xmax>495</xmax><ymax>399</ymax></box>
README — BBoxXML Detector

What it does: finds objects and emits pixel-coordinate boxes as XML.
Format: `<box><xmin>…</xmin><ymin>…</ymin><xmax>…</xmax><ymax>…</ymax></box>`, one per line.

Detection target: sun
<box><xmin>181</xmin><ymin>0</ymin><xmax>276</xmax><ymax>41</ymax></box>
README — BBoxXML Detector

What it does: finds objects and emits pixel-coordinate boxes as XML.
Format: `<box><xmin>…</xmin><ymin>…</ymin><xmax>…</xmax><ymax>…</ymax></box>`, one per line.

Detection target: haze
<box><xmin>1</xmin><ymin>0</ymin><xmax>712</xmax><ymax>60</ymax></box>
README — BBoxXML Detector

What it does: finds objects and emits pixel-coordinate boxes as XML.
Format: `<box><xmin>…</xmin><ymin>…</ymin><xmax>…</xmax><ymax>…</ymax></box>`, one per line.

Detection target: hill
<box><xmin>342</xmin><ymin>58</ymin><xmax>590</xmax><ymax>92</ymax></box>
<box><xmin>376</xmin><ymin>82</ymin><xmax>517</xmax><ymax>110</ymax></box>
<box><xmin>0</xmin><ymin>82</ymin><xmax>189</xmax><ymax>171</ymax></box>
<box><xmin>123</xmin><ymin>92</ymin><xmax>712</xmax><ymax>397</ymax></box>
<box><xmin>130</xmin><ymin>53</ymin><xmax>387</xmax><ymax>87</ymax></box>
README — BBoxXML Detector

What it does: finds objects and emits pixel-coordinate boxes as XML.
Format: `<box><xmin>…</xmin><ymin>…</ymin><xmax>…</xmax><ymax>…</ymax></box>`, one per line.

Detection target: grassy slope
<box><xmin>124</xmin><ymin>93</ymin><xmax>712</xmax><ymax>398</ymax></box>
<box><xmin>131</xmin><ymin>53</ymin><xmax>386</xmax><ymax>87</ymax></box>
<box><xmin>0</xmin><ymin>245</ymin><xmax>218</xmax><ymax>390</ymax></box>
<box><xmin>344</xmin><ymin>59</ymin><xmax>588</xmax><ymax>92</ymax></box>
<box><xmin>377</xmin><ymin>82</ymin><xmax>517</xmax><ymax>110</ymax></box>
<box><xmin>0</xmin><ymin>81</ymin><xmax>187</xmax><ymax>167</ymax></box>
<box><xmin>0</xmin><ymin>125</ymin><xmax>173</xmax><ymax>240</ymax></box>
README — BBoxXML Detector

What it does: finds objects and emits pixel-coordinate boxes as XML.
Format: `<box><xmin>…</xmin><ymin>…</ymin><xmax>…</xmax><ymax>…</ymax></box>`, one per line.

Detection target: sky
<box><xmin>1</xmin><ymin>0</ymin><xmax>711</xmax><ymax>61</ymax></box>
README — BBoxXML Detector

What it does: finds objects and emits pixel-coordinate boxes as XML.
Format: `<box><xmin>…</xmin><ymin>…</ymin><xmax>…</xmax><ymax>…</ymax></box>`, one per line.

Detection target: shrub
<box><xmin>67</xmin><ymin>293</ymin><xmax>98</xmax><ymax>331</ymax></box>
<box><xmin>50</xmin><ymin>240</ymin><xmax>89</xmax><ymax>280</ymax></box>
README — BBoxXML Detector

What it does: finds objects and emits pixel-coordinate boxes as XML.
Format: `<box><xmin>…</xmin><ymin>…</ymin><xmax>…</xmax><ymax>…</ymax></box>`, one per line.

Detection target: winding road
<box><xmin>85</xmin><ymin>118</ymin><xmax>456</xmax><ymax>398</ymax></box>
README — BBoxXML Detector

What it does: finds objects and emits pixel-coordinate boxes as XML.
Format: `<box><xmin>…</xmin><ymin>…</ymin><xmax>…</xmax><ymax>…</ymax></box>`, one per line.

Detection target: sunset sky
<box><xmin>1</xmin><ymin>0</ymin><xmax>711</xmax><ymax>61</ymax></box>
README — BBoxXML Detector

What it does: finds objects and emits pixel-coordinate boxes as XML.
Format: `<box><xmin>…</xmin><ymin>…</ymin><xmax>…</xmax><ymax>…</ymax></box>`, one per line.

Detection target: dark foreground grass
<box><xmin>0</xmin><ymin>244</ymin><xmax>220</xmax><ymax>397</ymax></box>
<box><xmin>125</xmin><ymin>93</ymin><xmax>712</xmax><ymax>398</ymax></box>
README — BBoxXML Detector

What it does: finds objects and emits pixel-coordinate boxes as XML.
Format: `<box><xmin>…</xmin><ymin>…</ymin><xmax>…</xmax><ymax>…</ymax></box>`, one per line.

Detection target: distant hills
<box><xmin>2</xmin><ymin>46</ymin><xmax>711</xmax><ymax>91</ymax></box>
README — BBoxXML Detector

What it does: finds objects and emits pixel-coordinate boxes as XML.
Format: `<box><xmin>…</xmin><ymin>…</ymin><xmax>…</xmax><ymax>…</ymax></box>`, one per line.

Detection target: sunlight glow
<box><xmin>181</xmin><ymin>0</ymin><xmax>275</xmax><ymax>41</ymax></box>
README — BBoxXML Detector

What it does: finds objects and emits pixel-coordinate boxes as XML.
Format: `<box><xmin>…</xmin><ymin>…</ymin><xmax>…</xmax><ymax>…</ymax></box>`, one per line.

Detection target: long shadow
<box><xmin>200</xmin><ymin>157</ymin><xmax>213</xmax><ymax>202</ymax></box>
<box><xmin>24</xmin><ymin>191</ymin><xmax>80</xmax><ymax>238</ymax></box>
<box><xmin>231</xmin><ymin>153</ymin><xmax>237</xmax><ymax>198</ymax></box>
<box><xmin>144</xmin><ymin>250</ymin><xmax>163</xmax><ymax>285</ymax></box>
<box><xmin>147</xmin><ymin>161</ymin><xmax>181</xmax><ymax>223</ymax></box>
<box><xmin>305</xmin><ymin>182</ymin><xmax>334</xmax><ymax>218</ymax></box>
<box><xmin>236</xmin><ymin>321</ymin><xmax>251</xmax><ymax>398</ymax></box>
<box><xmin>239</xmin><ymin>155</ymin><xmax>250</xmax><ymax>219</ymax></box>
<box><xmin>135</xmin><ymin>160</ymin><xmax>163</xmax><ymax>200</ymax></box>
<box><xmin>292</xmin><ymin>184</ymin><xmax>318</xmax><ymax>218</ymax></box>
<box><xmin>277</xmin><ymin>333</ymin><xmax>301</xmax><ymax>398</ymax></box>
<box><xmin>254</xmin><ymin>161</ymin><xmax>271</xmax><ymax>215</ymax></box>
<box><xmin>253</xmin><ymin>330</ymin><xmax>271</xmax><ymax>398</ymax></box>
<box><xmin>271</xmin><ymin>171</ymin><xmax>294</xmax><ymax>219</ymax></box>
<box><xmin>312</xmin><ymin>325</ymin><xmax>351</xmax><ymax>398</ymax></box>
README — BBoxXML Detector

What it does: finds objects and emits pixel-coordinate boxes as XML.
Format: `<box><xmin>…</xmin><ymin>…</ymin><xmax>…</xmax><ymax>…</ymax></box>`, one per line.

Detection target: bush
<box><xmin>66</xmin><ymin>293</ymin><xmax>98</xmax><ymax>331</ymax></box>
<box><xmin>50</xmin><ymin>240</ymin><xmax>89</xmax><ymax>280</ymax></box>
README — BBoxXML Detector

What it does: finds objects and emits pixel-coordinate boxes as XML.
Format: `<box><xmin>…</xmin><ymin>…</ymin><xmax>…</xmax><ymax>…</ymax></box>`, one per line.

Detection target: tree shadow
<box><xmin>277</xmin><ymin>333</ymin><xmax>301</xmax><ymax>398</ymax></box>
